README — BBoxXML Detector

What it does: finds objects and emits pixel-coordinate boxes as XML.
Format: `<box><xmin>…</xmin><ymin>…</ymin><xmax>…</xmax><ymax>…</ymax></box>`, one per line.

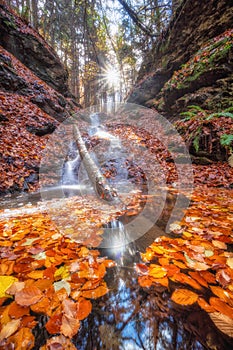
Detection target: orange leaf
<box><xmin>188</xmin><ymin>271</ymin><xmax>209</xmax><ymax>288</ymax></box>
<box><xmin>200</xmin><ymin>271</ymin><xmax>216</xmax><ymax>284</ymax></box>
<box><xmin>8</xmin><ymin>301</ymin><xmax>30</xmax><ymax>318</ymax></box>
<box><xmin>152</xmin><ymin>277</ymin><xmax>169</xmax><ymax>288</ymax></box>
<box><xmin>27</xmin><ymin>271</ymin><xmax>44</xmax><ymax>279</ymax></box>
<box><xmin>0</xmin><ymin>261</ymin><xmax>15</xmax><ymax>275</ymax></box>
<box><xmin>158</xmin><ymin>257</ymin><xmax>170</xmax><ymax>266</ymax></box>
<box><xmin>210</xmin><ymin>286</ymin><xmax>231</xmax><ymax>303</ymax></box>
<box><xmin>197</xmin><ymin>298</ymin><xmax>215</xmax><ymax>312</ymax></box>
<box><xmin>171</xmin><ymin>289</ymin><xmax>198</xmax><ymax>305</ymax></box>
<box><xmin>171</xmin><ymin>272</ymin><xmax>202</xmax><ymax>290</ymax></box>
<box><xmin>15</xmin><ymin>286</ymin><xmax>43</xmax><ymax>306</ymax></box>
<box><xmin>172</xmin><ymin>260</ymin><xmax>187</xmax><ymax>269</ymax></box>
<box><xmin>209</xmin><ymin>297</ymin><xmax>233</xmax><ymax>319</ymax></box>
<box><xmin>8</xmin><ymin>327</ymin><xmax>35</xmax><ymax>350</ymax></box>
<box><xmin>76</xmin><ymin>298</ymin><xmax>92</xmax><ymax>320</ymax></box>
<box><xmin>20</xmin><ymin>316</ymin><xmax>37</xmax><ymax>329</ymax></box>
<box><xmin>33</xmin><ymin>279</ymin><xmax>53</xmax><ymax>291</ymax></box>
<box><xmin>81</xmin><ymin>283</ymin><xmax>108</xmax><ymax>299</ymax></box>
<box><xmin>30</xmin><ymin>297</ymin><xmax>50</xmax><ymax>314</ymax></box>
<box><xmin>164</xmin><ymin>264</ymin><xmax>180</xmax><ymax>277</ymax></box>
<box><xmin>45</xmin><ymin>314</ymin><xmax>62</xmax><ymax>334</ymax></box>
<box><xmin>61</xmin><ymin>314</ymin><xmax>80</xmax><ymax>338</ymax></box>
<box><xmin>138</xmin><ymin>276</ymin><xmax>153</xmax><ymax>288</ymax></box>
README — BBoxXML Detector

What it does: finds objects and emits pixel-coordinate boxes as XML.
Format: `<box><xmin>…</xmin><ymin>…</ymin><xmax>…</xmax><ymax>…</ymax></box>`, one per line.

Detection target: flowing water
<box><xmin>1</xmin><ymin>114</ymin><xmax>232</xmax><ymax>350</ymax></box>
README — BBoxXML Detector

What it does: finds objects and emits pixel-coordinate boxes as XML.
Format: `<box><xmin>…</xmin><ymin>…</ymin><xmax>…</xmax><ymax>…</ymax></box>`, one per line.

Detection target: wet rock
<box><xmin>127</xmin><ymin>0</ymin><xmax>233</xmax><ymax>115</ymax></box>
<box><xmin>0</xmin><ymin>114</ymin><xmax>9</xmax><ymax>122</ymax></box>
<box><xmin>26</xmin><ymin>122</ymin><xmax>56</xmax><ymax>136</ymax></box>
<box><xmin>0</xmin><ymin>63</ymin><xmax>27</xmax><ymax>91</ymax></box>
<box><xmin>0</xmin><ymin>4</ymin><xmax>69</xmax><ymax>95</ymax></box>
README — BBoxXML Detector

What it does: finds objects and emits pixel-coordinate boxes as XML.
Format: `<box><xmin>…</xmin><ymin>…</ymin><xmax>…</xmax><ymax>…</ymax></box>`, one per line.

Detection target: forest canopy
<box><xmin>5</xmin><ymin>0</ymin><xmax>180</xmax><ymax>106</ymax></box>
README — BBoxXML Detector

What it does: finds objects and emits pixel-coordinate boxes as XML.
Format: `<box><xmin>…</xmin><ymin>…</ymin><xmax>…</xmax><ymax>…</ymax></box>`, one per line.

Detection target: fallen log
<box><xmin>73</xmin><ymin>124</ymin><xmax>122</xmax><ymax>204</ymax></box>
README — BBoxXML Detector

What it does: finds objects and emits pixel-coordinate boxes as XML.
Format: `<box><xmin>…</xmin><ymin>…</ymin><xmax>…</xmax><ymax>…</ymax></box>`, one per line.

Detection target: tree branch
<box><xmin>117</xmin><ymin>0</ymin><xmax>157</xmax><ymax>37</ymax></box>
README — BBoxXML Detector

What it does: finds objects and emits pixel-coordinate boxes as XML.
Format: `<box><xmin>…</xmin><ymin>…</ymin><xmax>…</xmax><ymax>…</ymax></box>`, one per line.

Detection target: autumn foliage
<box><xmin>0</xmin><ymin>197</ymin><xmax>121</xmax><ymax>349</ymax></box>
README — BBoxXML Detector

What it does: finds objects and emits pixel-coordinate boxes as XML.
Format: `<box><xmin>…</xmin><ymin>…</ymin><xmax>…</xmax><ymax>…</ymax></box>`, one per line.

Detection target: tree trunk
<box><xmin>31</xmin><ymin>0</ymin><xmax>38</xmax><ymax>29</ymax></box>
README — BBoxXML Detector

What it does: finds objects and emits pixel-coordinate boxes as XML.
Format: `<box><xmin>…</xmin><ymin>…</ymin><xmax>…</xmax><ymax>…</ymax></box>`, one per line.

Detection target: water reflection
<box><xmin>73</xmin><ymin>264</ymin><xmax>232</xmax><ymax>350</ymax></box>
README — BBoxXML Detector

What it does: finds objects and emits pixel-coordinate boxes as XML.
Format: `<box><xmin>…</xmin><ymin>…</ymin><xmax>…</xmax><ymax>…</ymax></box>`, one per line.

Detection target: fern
<box><xmin>207</xmin><ymin>112</ymin><xmax>233</xmax><ymax>120</ymax></box>
<box><xmin>220</xmin><ymin>134</ymin><xmax>233</xmax><ymax>147</ymax></box>
<box><xmin>193</xmin><ymin>133</ymin><xmax>200</xmax><ymax>152</ymax></box>
<box><xmin>180</xmin><ymin>105</ymin><xmax>207</xmax><ymax>121</ymax></box>
<box><xmin>223</xmin><ymin>107</ymin><xmax>233</xmax><ymax>113</ymax></box>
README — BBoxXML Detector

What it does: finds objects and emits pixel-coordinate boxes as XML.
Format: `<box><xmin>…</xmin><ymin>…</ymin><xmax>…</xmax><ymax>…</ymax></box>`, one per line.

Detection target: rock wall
<box><xmin>0</xmin><ymin>3</ymin><xmax>69</xmax><ymax>95</ymax></box>
<box><xmin>127</xmin><ymin>0</ymin><xmax>233</xmax><ymax>117</ymax></box>
<box><xmin>0</xmin><ymin>4</ymin><xmax>81</xmax><ymax>195</ymax></box>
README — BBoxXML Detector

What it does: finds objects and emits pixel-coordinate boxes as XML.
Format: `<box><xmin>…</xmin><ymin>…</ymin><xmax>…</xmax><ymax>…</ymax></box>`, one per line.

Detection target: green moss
<box><xmin>162</xmin><ymin>30</ymin><xmax>233</xmax><ymax>93</ymax></box>
<box><xmin>3</xmin><ymin>18</ymin><xmax>17</xmax><ymax>29</ymax></box>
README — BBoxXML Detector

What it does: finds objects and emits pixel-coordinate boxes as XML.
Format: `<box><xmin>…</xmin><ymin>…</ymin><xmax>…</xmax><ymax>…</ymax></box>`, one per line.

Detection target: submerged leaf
<box><xmin>209</xmin><ymin>312</ymin><xmax>233</xmax><ymax>337</ymax></box>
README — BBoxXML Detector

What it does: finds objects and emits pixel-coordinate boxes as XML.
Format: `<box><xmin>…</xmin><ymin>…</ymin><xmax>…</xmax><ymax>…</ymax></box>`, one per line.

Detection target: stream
<box><xmin>0</xmin><ymin>113</ymin><xmax>232</xmax><ymax>350</ymax></box>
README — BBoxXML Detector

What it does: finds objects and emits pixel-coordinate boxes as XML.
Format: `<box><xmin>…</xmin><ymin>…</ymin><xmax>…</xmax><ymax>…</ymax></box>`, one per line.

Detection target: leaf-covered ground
<box><xmin>0</xmin><ymin>32</ymin><xmax>233</xmax><ymax>348</ymax></box>
<box><xmin>0</xmin><ymin>45</ymin><xmax>79</xmax><ymax>195</ymax></box>
<box><xmin>0</xmin><ymin>195</ymin><xmax>126</xmax><ymax>349</ymax></box>
<box><xmin>137</xmin><ymin>186</ymin><xmax>233</xmax><ymax>338</ymax></box>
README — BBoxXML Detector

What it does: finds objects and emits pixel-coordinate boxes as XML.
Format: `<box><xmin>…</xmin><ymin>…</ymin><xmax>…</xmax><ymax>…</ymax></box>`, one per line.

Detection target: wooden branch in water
<box><xmin>73</xmin><ymin>125</ymin><xmax>121</xmax><ymax>204</ymax></box>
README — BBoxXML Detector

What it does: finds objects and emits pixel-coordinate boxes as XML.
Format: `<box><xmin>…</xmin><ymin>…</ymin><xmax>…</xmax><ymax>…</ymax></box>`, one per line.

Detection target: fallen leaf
<box><xmin>61</xmin><ymin>314</ymin><xmax>80</xmax><ymax>338</ymax></box>
<box><xmin>6</xmin><ymin>281</ymin><xmax>25</xmax><ymax>295</ymax></box>
<box><xmin>209</xmin><ymin>297</ymin><xmax>233</xmax><ymax>319</ymax></box>
<box><xmin>138</xmin><ymin>276</ymin><xmax>153</xmax><ymax>288</ymax></box>
<box><xmin>76</xmin><ymin>297</ymin><xmax>92</xmax><ymax>320</ymax></box>
<box><xmin>15</xmin><ymin>286</ymin><xmax>43</xmax><ymax>306</ymax></box>
<box><xmin>226</xmin><ymin>257</ymin><xmax>233</xmax><ymax>269</ymax></box>
<box><xmin>27</xmin><ymin>271</ymin><xmax>44</xmax><ymax>279</ymax></box>
<box><xmin>188</xmin><ymin>271</ymin><xmax>209</xmax><ymax>288</ymax></box>
<box><xmin>42</xmin><ymin>334</ymin><xmax>77</xmax><ymax>350</ymax></box>
<box><xmin>8</xmin><ymin>301</ymin><xmax>30</xmax><ymax>318</ymax></box>
<box><xmin>0</xmin><ymin>319</ymin><xmax>21</xmax><ymax>341</ymax></box>
<box><xmin>8</xmin><ymin>327</ymin><xmax>35</xmax><ymax>350</ymax></box>
<box><xmin>210</xmin><ymin>286</ymin><xmax>231</xmax><ymax>303</ymax></box>
<box><xmin>45</xmin><ymin>314</ymin><xmax>62</xmax><ymax>334</ymax></box>
<box><xmin>197</xmin><ymin>298</ymin><xmax>215</xmax><ymax>312</ymax></box>
<box><xmin>30</xmin><ymin>297</ymin><xmax>50</xmax><ymax>314</ymax></box>
<box><xmin>0</xmin><ymin>276</ymin><xmax>18</xmax><ymax>298</ymax></box>
<box><xmin>200</xmin><ymin>271</ymin><xmax>216</xmax><ymax>284</ymax></box>
<box><xmin>171</xmin><ymin>272</ymin><xmax>202</xmax><ymax>290</ymax></box>
<box><xmin>148</xmin><ymin>265</ymin><xmax>167</xmax><ymax>279</ymax></box>
<box><xmin>209</xmin><ymin>312</ymin><xmax>233</xmax><ymax>337</ymax></box>
<box><xmin>81</xmin><ymin>283</ymin><xmax>108</xmax><ymax>299</ymax></box>
<box><xmin>171</xmin><ymin>289</ymin><xmax>198</xmax><ymax>305</ymax></box>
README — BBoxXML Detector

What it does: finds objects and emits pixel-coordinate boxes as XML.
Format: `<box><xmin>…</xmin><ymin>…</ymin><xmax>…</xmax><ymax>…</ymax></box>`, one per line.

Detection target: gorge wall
<box><xmin>127</xmin><ymin>0</ymin><xmax>233</xmax><ymax>118</ymax></box>
<box><xmin>0</xmin><ymin>3</ymin><xmax>79</xmax><ymax>194</ymax></box>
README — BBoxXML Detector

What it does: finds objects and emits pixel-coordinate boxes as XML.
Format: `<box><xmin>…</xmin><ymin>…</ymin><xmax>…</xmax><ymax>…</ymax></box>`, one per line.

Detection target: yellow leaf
<box><xmin>54</xmin><ymin>266</ymin><xmax>70</xmax><ymax>280</ymax></box>
<box><xmin>148</xmin><ymin>265</ymin><xmax>167</xmax><ymax>279</ymax></box>
<box><xmin>171</xmin><ymin>288</ymin><xmax>198</xmax><ymax>305</ymax></box>
<box><xmin>226</xmin><ymin>257</ymin><xmax>233</xmax><ymax>269</ymax></box>
<box><xmin>0</xmin><ymin>276</ymin><xmax>18</xmax><ymax>298</ymax></box>
<box><xmin>27</xmin><ymin>271</ymin><xmax>44</xmax><ymax>279</ymax></box>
